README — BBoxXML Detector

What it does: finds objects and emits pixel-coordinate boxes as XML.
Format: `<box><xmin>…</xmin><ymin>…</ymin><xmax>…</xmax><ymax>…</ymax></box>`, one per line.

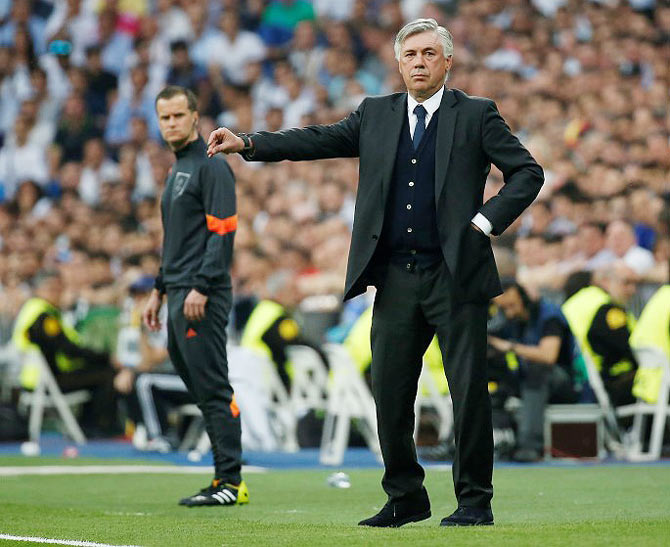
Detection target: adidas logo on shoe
<box><xmin>179</xmin><ymin>479</ymin><xmax>249</xmax><ymax>507</ymax></box>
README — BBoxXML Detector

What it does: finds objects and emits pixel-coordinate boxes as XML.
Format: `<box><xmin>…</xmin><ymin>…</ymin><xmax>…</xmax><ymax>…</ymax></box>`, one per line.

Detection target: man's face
<box><xmin>494</xmin><ymin>286</ymin><xmax>527</xmax><ymax>321</ymax></box>
<box><xmin>398</xmin><ymin>31</ymin><xmax>451</xmax><ymax>100</ymax></box>
<box><xmin>40</xmin><ymin>276</ymin><xmax>64</xmax><ymax>306</ymax></box>
<box><xmin>579</xmin><ymin>225</ymin><xmax>604</xmax><ymax>257</ymax></box>
<box><xmin>156</xmin><ymin>94</ymin><xmax>198</xmax><ymax>150</ymax></box>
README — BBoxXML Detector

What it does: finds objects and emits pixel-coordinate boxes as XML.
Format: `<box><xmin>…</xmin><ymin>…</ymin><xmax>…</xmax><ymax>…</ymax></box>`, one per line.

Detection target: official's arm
<box><xmin>193</xmin><ymin>162</ymin><xmax>237</xmax><ymax>294</ymax></box>
<box><xmin>477</xmin><ymin>101</ymin><xmax>544</xmax><ymax>236</ymax></box>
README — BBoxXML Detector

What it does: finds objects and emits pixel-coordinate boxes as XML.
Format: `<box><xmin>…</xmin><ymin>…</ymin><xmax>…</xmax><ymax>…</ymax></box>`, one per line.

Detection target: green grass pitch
<box><xmin>1</xmin><ymin>458</ymin><xmax>669</xmax><ymax>546</ymax></box>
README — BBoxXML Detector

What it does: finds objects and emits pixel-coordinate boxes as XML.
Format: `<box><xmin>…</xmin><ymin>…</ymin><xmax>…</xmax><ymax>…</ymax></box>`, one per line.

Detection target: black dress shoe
<box><xmin>358</xmin><ymin>488</ymin><xmax>431</xmax><ymax>528</ymax></box>
<box><xmin>440</xmin><ymin>506</ymin><xmax>494</xmax><ymax>526</ymax></box>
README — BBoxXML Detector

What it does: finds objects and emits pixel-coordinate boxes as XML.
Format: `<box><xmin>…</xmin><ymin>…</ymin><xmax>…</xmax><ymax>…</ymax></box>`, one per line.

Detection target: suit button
<box><xmin>411</xmin><ymin>159</ymin><xmax>417</xmax><ymax>164</ymax></box>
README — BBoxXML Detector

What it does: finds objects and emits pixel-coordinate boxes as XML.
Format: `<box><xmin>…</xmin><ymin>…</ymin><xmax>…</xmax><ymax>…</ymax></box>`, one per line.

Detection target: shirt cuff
<box><xmin>471</xmin><ymin>213</ymin><xmax>493</xmax><ymax>236</ymax></box>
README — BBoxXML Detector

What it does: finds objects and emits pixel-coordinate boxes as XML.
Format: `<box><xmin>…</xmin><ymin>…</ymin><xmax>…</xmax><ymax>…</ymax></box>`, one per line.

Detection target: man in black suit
<box><xmin>208</xmin><ymin>18</ymin><xmax>543</xmax><ymax>527</ymax></box>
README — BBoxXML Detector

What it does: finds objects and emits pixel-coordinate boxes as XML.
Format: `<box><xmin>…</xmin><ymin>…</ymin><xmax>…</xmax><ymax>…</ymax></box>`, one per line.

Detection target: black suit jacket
<box><xmin>246</xmin><ymin>88</ymin><xmax>544</xmax><ymax>302</ymax></box>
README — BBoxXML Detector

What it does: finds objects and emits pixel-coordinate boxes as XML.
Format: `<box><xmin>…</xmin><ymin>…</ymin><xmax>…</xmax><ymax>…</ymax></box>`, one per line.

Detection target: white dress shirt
<box><xmin>407</xmin><ymin>86</ymin><xmax>493</xmax><ymax>236</ymax></box>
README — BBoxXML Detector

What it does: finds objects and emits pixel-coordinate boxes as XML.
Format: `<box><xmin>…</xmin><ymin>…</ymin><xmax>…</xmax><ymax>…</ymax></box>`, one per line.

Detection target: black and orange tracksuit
<box><xmin>155</xmin><ymin>137</ymin><xmax>240</xmax><ymax>483</ymax></box>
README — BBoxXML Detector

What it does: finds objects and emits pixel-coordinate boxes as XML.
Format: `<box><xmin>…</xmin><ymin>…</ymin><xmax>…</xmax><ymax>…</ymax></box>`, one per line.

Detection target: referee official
<box><xmin>143</xmin><ymin>86</ymin><xmax>248</xmax><ymax>507</ymax></box>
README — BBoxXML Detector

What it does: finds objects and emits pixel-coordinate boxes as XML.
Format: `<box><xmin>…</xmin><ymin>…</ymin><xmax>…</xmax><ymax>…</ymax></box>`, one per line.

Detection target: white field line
<box><xmin>0</xmin><ymin>464</ymin><xmax>266</xmax><ymax>476</ymax></box>
<box><xmin>0</xmin><ymin>534</ymin><xmax>139</xmax><ymax>547</ymax></box>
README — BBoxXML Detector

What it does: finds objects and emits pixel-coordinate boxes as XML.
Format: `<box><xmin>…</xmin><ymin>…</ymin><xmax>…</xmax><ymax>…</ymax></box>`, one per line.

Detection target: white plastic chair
<box><xmin>287</xmin><ymin>345</ymin><xmax>329</xmax><ymax>416</ymax></box>
<box><xmin>320</xmin><ymin>343</ymin><xmax>381</xmax><ymax>465</ymax></box>
<box><xmin>414</xmin><ymin>365</ymin><xmax>453</xmax><ymax>443</ymax></box>
<box><xmin>617</xmin><ymin>347</ymin><xmax>670</xmax><ymax>461</ymax></box>
<box><xmin>17</xmin><ymin>348</ymin><xmax>90</xmax><ymax>446</ymax></box>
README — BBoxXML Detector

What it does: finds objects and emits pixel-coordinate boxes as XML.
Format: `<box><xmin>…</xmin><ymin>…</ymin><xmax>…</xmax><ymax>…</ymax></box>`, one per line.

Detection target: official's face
<box><xmin>156</xmin><ymin>94</ymin><xmax>198</xmax><ymax>151</ymax></box>
<box><xmin>398</xmin><ymin>31</ymin><xmax>452</xmax><ymax>101</ymax></box>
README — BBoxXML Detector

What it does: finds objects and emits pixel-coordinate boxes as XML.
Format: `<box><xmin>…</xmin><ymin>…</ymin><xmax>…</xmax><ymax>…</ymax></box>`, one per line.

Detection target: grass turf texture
<box><xmin>1</xmin><ymin>461</ymin><xmax>668</xmax><ymax>546</ymax></box>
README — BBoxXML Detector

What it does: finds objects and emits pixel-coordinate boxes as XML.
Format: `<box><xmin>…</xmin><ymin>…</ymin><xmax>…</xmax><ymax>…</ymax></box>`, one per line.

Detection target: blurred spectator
<box><xmin>53</xmin><ymin>93</ymin><xmax>98</xmax><ymax>164</ymax></box>
<box><xmin>82</xmin><ymin>46</ymin><xmax>118</xmax><ymax>120</ymax></box>
<box><xmin>96</xmin><ymin>9</ymin><xmax>133</xmax><ymax>77</ymax></box>
<box><xmin>260</xmin><ymin>0</ymin><xmax>316</xmax><ymax>48</ymax></box>
<box><xmin>578</xmin><ymin>221</ymin><xmax>617</xmax><ymax>271</ymax></box>
<box><xmin>209</xmin><ymin>10</ymin><xmax>266</xmax><ymax>86</ymax></box>
<box><xmin>0</xmin><ymin>114</ymin><xmax>48</xmax><ymax>201</ymax></box>
<box><xmin>105</xmin><ymin>64</ymin><xmax>160</xmax><ymax>145</ymax></box>
<box><xmin>0</xmin><ymin>0</ymin><xmax>47</xmax><ymax>56</ymax></box>
<box><xmin>605</xmin><ymin>219</ymin><xmax>656</xmax><ymax>276</ymax></box>
<box><xmin>166</xmin><ymin>40</ymin><xmax>205</xmax><ymax>90</ymax></box>
<box><xmin>78</xmin><ymin>137</ymin><xmax>119</xmax><ymax>205</ymax></box>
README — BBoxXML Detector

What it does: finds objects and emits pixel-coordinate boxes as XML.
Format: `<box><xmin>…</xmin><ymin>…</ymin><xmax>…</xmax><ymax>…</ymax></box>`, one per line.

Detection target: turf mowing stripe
<box><xmin>0</xmin><ymin>534</ymin><xmax>139</xmax><ymax>547</ymax></box>
<box><xmin>0</xmin><ymin>465</ymin><xmax>267</xmax><ymax>476</ymax></box>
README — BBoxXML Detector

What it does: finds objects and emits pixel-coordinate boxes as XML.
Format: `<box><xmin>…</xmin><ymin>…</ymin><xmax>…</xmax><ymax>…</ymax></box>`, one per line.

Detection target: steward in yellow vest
<box><xmin>630</xmin><ymin>285</ymin><xmax>670</xmax><ymax>403</ymax></box>
<box><xmin>12</xmin><ymin>270</ymin><xmax>119</xmax><ymax>435</ymax></box>
<box><xmin>562</xmin><ymin>283</ymin><xmax>638</xmax><ymax>407</ymax></box>
<box><xmin>241</xmin><ymin>299</ymin><xmax>329</xmax><ymax>389</ymax></box>
<box><xmin>343</xmin><ymin>305</ymin><xmax>448</xmax><ymax>395</ymax></box>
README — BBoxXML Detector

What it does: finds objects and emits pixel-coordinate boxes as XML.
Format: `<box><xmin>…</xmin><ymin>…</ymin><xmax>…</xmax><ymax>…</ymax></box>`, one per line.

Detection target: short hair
<box><xmin>32</xmin><ymin>269</ymin><xmax>61</xmax><ymax>288</ymax></box>
<box><xmin>394</xmin><ymin>18</ymin><xmax>453</xmax><ymax>61</ymax></box>
<box><xmin>155</xmin><ymin>86</ymin><xmax>198</xmax><ymax>112</ymax></box>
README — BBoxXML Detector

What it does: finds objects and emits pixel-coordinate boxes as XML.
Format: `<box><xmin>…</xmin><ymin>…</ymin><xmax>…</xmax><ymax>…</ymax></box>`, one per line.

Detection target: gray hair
<box><xmin>394</xmin><ymin>18</ymin><xmax>454</xmax><ymax>61</ymax></box>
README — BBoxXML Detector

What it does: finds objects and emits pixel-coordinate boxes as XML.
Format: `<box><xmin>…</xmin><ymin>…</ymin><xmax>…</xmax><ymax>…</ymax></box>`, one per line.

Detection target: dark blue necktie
<box><xmin>413</xmin><ymin>104</ymin><xmax>427</xmax><ymax>150</ymax></box>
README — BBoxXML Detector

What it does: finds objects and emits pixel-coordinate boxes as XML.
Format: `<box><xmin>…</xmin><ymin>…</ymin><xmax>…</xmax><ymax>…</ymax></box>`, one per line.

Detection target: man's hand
<box><xmin>488</xmin><ymin>335</ymin><xmax>513</xmax><ymax>353</ymax></box>
<box><xmin>207</xmin><ymin>127</ymin><xmax>244</xmax><ymax>157</ymax></box>
<box><xmin>184</xmin><ymin>289</ymin><xmax>208</xmax><ymax>321</ymax></box>
<box><xmin>113</xmin><ymin>367</ymin><xmax>135</xmax><ymax>395</ymax></box>
<box><xmin>142</xmin><ymin>289</ymin><xmax>163</xmax><ymax>331</ymax></box>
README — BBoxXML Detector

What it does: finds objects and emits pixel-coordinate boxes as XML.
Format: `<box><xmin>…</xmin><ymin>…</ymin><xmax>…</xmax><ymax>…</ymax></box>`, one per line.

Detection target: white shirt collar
<box><xmin>407</xmin><ymin>86</ymin><xmax>445</xmax><ymax>122</ymax></box>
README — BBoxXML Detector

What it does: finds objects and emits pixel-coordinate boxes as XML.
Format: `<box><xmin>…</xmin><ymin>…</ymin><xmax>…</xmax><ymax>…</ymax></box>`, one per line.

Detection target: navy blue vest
<box><xmin>378</xmin><ymin>106</ymin><xmax>441</xmax><ymax>261</ymax></box>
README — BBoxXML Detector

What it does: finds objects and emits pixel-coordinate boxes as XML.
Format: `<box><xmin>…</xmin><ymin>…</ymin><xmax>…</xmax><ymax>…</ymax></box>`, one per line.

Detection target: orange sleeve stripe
<box><xmin>230</xmin><ymin>394</ymin><xmax>240</xmax><ymax>418</ymax></box>
<box><xmin>206</xmin><ymin>213</ymin><xmax>237</xmax><ymax>235</ymax></box>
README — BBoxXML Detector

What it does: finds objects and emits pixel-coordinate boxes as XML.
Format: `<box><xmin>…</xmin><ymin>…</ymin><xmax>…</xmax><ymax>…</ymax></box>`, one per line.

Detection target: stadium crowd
<box><xmin>0</xmin><ymin>0</ymin><xmax>668</xmax><ymax>450</ymax></box>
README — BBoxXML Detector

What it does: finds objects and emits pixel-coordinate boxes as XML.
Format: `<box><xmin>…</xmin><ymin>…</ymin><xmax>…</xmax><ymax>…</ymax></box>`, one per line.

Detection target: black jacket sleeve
<box><xmin>244</xmin><ymin>99</ymin><xmax>365</xmax><ymax>162</ymax></box>
<box><xmin>27</xmin><ymin>313</ymin><xmax>109</xmax><ymax>366</ymax></box>
<box><xmin>478</xmin><ymin>100</ymin><xmax>544</xmax><ymax>235</ymax></box>
<box><xmin>193</xmin><ymin>161</ymin><xmax>237</xmax><ymax>294</ymax></box>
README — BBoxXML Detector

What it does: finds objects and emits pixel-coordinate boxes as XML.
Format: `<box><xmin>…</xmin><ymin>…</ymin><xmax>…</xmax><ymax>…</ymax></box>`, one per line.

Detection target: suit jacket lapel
<box><xmin>379</xmin><ymin>93</ymin><xmax>407</xmax><ymax>206</ymax></box>
<box><xmin>435</xmin><ymin>88</ymin><xmax>458</xmax><ymax>208</ymax></box>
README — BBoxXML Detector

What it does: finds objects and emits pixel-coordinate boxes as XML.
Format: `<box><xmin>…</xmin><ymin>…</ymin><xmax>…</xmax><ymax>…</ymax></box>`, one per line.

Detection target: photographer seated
<box><xmin>489</xmin><ymin>281</ymin><xmax>580</xmax><ymax>462</ymax></box>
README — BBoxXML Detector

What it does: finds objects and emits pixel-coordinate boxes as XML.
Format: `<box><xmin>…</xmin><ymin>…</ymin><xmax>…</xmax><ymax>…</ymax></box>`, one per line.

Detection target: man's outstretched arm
<box><xmin>208</xmin><ymin>100</ymin><xmax>366</xmax><ymax>162</ymax></box>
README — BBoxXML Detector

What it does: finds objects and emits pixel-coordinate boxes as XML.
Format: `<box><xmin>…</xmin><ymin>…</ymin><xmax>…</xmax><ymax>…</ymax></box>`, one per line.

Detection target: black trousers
<box><xmin>166</xmin><ymin>287</ymin><xmax>241</xmax><ymax>484</ymax></box>
<box><xmin>56</xmin><ymin>363</ymin><xmax>118</xmax><ymax>435</ymax></box>
<box><xmin>370</xmin><ymin>260</ymin><xmax>493</xmax><ymax>508</ymax></box>
<box><xmin>518</xmin><ymin>364</ymin><xmax>579</xmax><ymax>452</ymax></box>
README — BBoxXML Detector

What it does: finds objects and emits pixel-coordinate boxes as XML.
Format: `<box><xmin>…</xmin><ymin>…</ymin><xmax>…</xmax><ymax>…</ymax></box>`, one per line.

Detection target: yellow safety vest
<box><xmin>630</xmin><ymin>285</ymin><xmax>670</xmax><ymax>403</ymax></box>
<box><xmin>562</xmin><ymin>286</ymin><xmax>635</xmax><ymax>377</ymax></box>
<box><xmin>12</xmin><ymin>297</ymin><xmax>82</xmax><ymax>389</ymax></box>
<box><xmin>343</xmin><ymin>305</ymin><xmax>448</xmax><ymax>395</ymax></box>
<box><xmin>240</xmin><ymin>299</ymin><xmax>295</xmax><ymax>377</ymax></box>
